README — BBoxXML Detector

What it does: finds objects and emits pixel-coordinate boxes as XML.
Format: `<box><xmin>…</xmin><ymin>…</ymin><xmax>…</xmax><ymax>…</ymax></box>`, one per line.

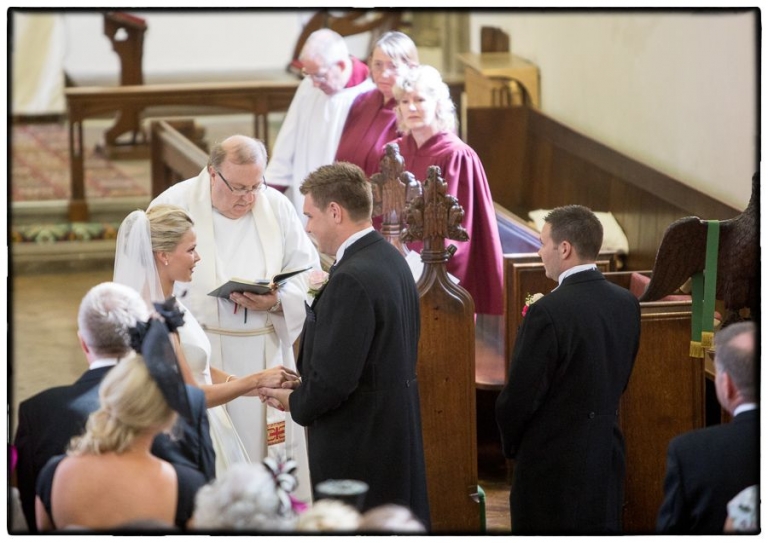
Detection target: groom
<box><xmin>260</xmin><ymin>162</ymin><xmax>430</xmax><ymax>527</ymax></box>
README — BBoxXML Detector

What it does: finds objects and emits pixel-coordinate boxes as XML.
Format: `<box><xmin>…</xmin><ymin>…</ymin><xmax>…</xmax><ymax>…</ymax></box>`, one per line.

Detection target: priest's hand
<box><xmin>259</xmin><ymin>387</ymin><xmax>292</xmax><ymax>412</ymax></box>
<box><xmin>230</xmin><ymin>289</ymin><xmax>280</xmax><ymax>312</ymax></box>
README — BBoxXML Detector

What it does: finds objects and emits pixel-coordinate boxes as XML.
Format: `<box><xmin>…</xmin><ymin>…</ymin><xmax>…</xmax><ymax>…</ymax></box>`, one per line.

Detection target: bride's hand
<box><xmin>257</xmin><ymin>366</ymin><xmax>299</xmax><ymax>389</ymax></box>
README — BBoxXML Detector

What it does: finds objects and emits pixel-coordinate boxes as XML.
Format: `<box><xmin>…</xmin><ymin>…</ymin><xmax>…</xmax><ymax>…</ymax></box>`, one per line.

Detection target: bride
<box><xmin>114</xmin><ymin>204</ymin><xmax>299</xmax><ymax>476</ymax></box>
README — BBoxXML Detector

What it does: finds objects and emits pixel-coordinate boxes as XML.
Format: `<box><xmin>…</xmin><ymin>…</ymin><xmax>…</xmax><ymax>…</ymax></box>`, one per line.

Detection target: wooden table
<box><xmin>65</xmin><ymin>79</ymin><xmax>299</xmax><ymax>221</ymax></box>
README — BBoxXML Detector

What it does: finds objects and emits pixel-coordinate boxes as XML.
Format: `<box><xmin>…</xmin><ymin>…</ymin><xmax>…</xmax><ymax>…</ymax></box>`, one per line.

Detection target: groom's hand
<box><xmin>259</xmin><ymin>386</ymin><xmax>292</xmax><ymax>412</ymax></box>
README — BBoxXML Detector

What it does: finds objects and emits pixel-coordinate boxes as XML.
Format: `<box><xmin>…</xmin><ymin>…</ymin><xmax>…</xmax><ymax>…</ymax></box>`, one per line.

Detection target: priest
<box><xmin>150</xmin><ymin>135</ymin><xmax>320</xmax><ymax>502</ymax></box>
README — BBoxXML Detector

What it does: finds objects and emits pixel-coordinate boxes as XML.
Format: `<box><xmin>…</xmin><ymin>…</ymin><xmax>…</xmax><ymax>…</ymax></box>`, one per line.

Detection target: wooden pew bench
<box><xmin>474</xmin><ymin>204</ymin><xmax>540</xmax><ymax>391</ymax></box>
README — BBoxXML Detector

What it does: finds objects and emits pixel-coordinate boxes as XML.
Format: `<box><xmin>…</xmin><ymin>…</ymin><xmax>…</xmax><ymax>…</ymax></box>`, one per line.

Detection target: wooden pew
<box><xmin>494</xmin><ymin>202</ymin><xmax>540</xmax><ymax>254</ymax></box>
<box><xmin>466</xmin><ymin>106</ymin><xmax>740</xmax><ymax>271</ymax></box>
<box><xmin>476</xmin><ymin>250</ymin><xmax>618</xmax><ymax>391</ymax></box>
<box><xmin>403</xmin><ymin>166</ymin><xmax>481</xmax><ymax>532</ymax></box>
<box><xmin>475</xmin><ymin>205</ymin><xmax>538</xmax><ymax>391</ymax></box>
<box><xmin>504</xmin><ymin>262</ymin><xmax>702</xmax><ymax>532</ymax></box>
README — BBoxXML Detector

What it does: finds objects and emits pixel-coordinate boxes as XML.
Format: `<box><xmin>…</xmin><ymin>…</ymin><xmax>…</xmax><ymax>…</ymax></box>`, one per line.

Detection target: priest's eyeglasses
<box><xmin>215</xmin><ymin>170</ymin><xmax>267</xmax><ymax>195</ymax></box>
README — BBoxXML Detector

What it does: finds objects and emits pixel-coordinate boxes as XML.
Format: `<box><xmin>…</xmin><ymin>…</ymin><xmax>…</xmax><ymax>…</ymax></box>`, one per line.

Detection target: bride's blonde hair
<box><xmin>146</xmin><ymin>205</ymin><xmax>195</xmax><ymax>254</ymax></box>
<box><xmin>68</xmin><ymin>354</ymin><xmax>176</xmax><ymax>455</ymax></box>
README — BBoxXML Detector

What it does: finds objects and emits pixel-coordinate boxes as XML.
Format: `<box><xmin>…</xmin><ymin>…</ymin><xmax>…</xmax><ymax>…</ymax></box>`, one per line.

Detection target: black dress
<box><xmin>35</xmin><ymin>454</ymin><xmax>206</xmax><ymax>531</ymax></box>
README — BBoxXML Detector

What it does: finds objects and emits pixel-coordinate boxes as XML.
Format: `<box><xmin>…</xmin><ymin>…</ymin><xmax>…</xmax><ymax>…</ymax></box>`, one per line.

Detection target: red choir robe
<box><xmin>392</xmin><ymin>131</ymin><xmax>504</xmax><ymax>315</ymax></box>
<box><xmin>335</xmin><ymin>88</ymin><xmax>399</xmax><ymax>177</ymax></box>
<box><xmin>346</xmin><ymin>56</ymin><xmax>371</xmax><ymax>88</ymax></box>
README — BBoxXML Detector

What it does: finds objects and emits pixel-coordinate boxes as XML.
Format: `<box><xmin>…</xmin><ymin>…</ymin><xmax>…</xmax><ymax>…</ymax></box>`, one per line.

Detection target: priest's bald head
<box><xmin>207</xmin><ymin>135</ymin><xmax>268</xmax><ymax>220</ymax></box>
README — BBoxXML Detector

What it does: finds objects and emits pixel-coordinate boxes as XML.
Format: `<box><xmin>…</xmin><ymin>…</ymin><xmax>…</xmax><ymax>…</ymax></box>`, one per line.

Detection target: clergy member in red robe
<box><xmin>335</xmin><ymin>31</ymin><xmax>419</xmax><ymax>178</ymax></box>
<box><xmin>265</xmin><ymin>29</ymin><xmax>373</xmax><ymax>217</ymax></box>
<box><xmin>389</xmin><ymin>65</ymin><xmax>504</xmax><ymax>316</ymax></box>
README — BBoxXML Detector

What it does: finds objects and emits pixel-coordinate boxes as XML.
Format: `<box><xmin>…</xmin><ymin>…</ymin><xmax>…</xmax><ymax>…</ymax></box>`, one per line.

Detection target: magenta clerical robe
<box><xmin>392</xmin><ymin>131</ymin><xmax>504</xmax><ymax>315</ymax></box>
<box><xmin>335</xmin><ymin>89</ymin><xmax>399</xmax><ymax>178</ymax></box>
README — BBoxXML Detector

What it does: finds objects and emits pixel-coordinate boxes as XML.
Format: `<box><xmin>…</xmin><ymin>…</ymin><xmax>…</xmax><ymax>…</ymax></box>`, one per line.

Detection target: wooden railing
<box><xmin>65</xmin><ymin>79</ymin><xmax>299</xmax><ymax>221</ymax></box>
<box><xmin>150</xmin><ymin>120</ymin><xmax>209</xmax><ymax>197</ymax></box>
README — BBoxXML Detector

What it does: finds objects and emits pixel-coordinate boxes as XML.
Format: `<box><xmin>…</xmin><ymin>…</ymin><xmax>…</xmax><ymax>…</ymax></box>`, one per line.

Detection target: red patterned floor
<box><xmin>11</xmin><ymin>122</ymin><xmax>148</xmax><ymax>202</ymax></box>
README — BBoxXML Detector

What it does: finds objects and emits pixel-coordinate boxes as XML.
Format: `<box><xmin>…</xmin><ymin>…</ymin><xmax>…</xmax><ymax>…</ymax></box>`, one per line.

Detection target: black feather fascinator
<box><xmin>129</xmin><ymin>297</ymin><xmax>192</xmax><ymax>421</ymax></box>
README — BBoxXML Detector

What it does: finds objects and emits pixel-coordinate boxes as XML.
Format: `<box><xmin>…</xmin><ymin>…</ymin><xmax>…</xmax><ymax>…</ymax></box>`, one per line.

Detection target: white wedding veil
<box><xmin>114</xmin><ymin>209</ymin><xmax>165</xmax><ymax>308</ymax></box>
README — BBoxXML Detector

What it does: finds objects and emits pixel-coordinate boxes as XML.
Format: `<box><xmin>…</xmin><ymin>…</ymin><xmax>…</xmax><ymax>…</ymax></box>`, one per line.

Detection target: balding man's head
<box><xmin>78</xmin><ymin>282</ymin><xmax>149</xmax><ymax>359</ymax></box>
<box><xmin>299</xmin><ymin>29</ymin><xmax>352</xmax><ymax>95</ymax></box>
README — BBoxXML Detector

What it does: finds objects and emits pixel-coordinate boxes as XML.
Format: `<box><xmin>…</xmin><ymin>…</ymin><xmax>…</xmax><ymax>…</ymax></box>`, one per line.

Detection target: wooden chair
<box><xmin>102</xmin><ymin>12</ymin><xmax>148</xmax><ymax>150</ymax></box>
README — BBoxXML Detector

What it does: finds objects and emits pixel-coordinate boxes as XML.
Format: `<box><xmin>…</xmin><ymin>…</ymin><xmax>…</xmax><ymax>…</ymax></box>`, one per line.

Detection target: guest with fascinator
<box><xmin>13</xmin><ymin>282</ymin><xmax>215</xmax><ymax>533</ymax></box>
<box><xmin>191</xmin><ymin>457</ymin><xmax>305</xmax><ymax>532</ymax></box>
<box><xmin>33</xmin><ymin>307</ymin><xmax>208</xmax><ymax>532</ymax></box>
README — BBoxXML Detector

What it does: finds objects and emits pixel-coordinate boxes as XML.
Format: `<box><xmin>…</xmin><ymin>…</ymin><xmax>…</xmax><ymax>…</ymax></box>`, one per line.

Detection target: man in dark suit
<box><xmin>657</xmin><ymin>321</ymin><xmax>758</xmax><ymax>534</ymax></box>
<box><xmin>13</xmin><ymin>282</ymin><xmax>215</xmax><ymax>533</ymax></box>
<box><xmin>259</xmin><ymin>162</ymin><xmax>430</xmax><ymax>528</ymax></box>
<box><xmin>495</xmin><ymin>205</ymin><xmax>641</xmax><ymax>534</ymax></box>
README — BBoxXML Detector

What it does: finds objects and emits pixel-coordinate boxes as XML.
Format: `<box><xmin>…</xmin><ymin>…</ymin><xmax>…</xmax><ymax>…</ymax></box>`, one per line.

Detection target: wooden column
<box><xmin>402</xmin><ymin>166</ymin><xmax>481</xmax><ymax>532</ymax></box>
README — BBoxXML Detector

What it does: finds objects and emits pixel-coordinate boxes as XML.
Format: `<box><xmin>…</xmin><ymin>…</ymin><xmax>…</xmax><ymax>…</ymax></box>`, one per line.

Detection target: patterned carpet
<box><xmin>11</xmin><ymin>122</ymin><xmax>149</xmax><ymax>244</ymax></box>
<box><xmin>11</xmin><ymin>122</ymin><xmax>148</xmax><ymax>202</ymax></box>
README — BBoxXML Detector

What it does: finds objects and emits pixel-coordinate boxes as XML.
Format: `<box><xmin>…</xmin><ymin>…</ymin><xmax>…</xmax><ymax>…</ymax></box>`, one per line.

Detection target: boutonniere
<box><xmin>522</xmin><ymin>292</ymin><xmax>544</xmax><ymax>317</ymax></box>
<box><xmin>307</xmin><ymin>270</ymin><xmax>330</xmax><ymax>298</ymax></box>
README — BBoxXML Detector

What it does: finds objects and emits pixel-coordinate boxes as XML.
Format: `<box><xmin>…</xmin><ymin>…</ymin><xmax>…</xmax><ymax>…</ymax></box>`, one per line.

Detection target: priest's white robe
<box><xmin>150</xmin><ymin>169</ymin><xmax>321</xmax><ymax>502</ymax></box>
<box><xmin>265</xmin><ymin>76</ymin><xmax>375</xmax><ymax>217</ymax></box>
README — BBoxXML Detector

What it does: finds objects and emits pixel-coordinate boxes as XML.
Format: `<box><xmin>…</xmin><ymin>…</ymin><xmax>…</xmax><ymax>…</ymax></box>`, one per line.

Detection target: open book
<box><xmin>207</xmin><ymin>266</ymin><xmax>312</xmax><ymax>299</ymax></box>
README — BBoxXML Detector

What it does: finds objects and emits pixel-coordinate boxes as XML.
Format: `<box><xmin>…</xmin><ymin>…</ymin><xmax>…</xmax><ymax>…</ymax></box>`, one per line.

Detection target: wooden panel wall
<box><xmin>466</xmin><ymin>107</ymin><xmax>741</xmax><ymax>270</ymax></box>
<box><xmin>618</xmin><ymin>302</ymin><xmax>704</xmax><ymax>533</ymax></box>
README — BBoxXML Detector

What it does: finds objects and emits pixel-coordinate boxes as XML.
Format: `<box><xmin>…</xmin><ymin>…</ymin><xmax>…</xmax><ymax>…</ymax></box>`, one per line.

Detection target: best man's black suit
<box><xmin>656</xmin><ymin>408</ymin><xmax>759</xmax><ymax>534</ymax></box>
<box><xmin>496</xmin><ymin>269</ymin><xmax>641</xmax><ymax>534</ymax></box>
<box><xmin>289</xmin><ymin>231</ymin><xmax>430</xmax><ymax>527</ymax></box>
<box><xmin>13</xmin><ymin>365</ymin><xmax>215</xmax><ymax>533</ymax></box>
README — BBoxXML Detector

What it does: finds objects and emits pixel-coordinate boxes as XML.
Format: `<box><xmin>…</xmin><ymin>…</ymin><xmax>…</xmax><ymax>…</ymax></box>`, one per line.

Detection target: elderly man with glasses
<box><xmin>149</xmin><ymin>135</ymin><xmax>320</xmax><ymax>503</ymax></box>
<box><xmin>266</xmin><ymin>28</ymin><xmax>373</xmax><ymax>218</ymax></box>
